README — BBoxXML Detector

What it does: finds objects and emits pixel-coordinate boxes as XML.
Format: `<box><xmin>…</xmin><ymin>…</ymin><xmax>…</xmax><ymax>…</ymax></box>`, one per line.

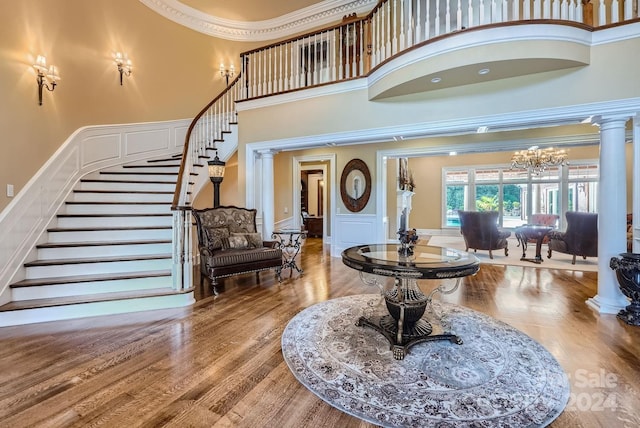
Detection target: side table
<box><xmin>515</xmin><ymin>225</ymin><xmax>553</xmax><ymax>264</ymax></box>
<box><xmin>272</xmin><ymin>229</ymin><xmax>307</xmax><ymax>275</ymax></box>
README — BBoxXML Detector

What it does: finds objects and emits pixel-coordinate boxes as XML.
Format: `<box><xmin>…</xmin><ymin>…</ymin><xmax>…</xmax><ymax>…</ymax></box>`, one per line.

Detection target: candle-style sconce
<box><xmin>33</xmin><ymin>55</ymin><xmax>60</xmax><ymax>106</ymax></box>
<box><xmin>115</xmin><ymin>52</ymin><xmax>132</xmax><ymax>85</ymax></box>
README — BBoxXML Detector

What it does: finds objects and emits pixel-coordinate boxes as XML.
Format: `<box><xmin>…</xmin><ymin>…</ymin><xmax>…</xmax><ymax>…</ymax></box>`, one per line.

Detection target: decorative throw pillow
<box><xmin>221</xmin><ymin>235</ymin><xmax>250</xmax><ymax>250</ymax></box>
<box><xmin>204</xmin><ymin>227</ymin><xmax>229</xmax><ymax>249</ymax></box>
<box><xmin>232</xmin><ymin>232</ymin><xmax>263</xmax><ymax>249</ymax></box>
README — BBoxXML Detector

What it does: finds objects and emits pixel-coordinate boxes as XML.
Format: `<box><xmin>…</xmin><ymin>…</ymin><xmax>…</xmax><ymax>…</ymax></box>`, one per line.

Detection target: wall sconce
<box><xmin>33</xmin><ymin>55</ymin><xmax>60</xmax><ymax>106</ymax></box>
<box><xmin>115</xmin><ymin>52</ymin><xmax>132</xmax><ymax>85</ymax></box>
<box><xmin>219</xmin><ymin>63</ymin><xmax>235</xmax><ymax>86</ymax></box>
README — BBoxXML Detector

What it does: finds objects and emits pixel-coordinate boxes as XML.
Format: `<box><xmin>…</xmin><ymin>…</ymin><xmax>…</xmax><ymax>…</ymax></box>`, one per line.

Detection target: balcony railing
<box><xmin>171</xmin><ymin>0</ymin><xmax>638</xmax><ymax>289</ymax></box>
<box><xmin>239</xmin><ymin>0</ymin><xmax>638</xmax><ymax>100</ymax></box>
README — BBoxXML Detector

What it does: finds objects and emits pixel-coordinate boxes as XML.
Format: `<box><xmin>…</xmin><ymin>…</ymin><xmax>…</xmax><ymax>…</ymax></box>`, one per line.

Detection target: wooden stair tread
<box><xmin>24</xmin><ymin>253</ymin><xmax>172</xmax><ymax>267</ymax></box>
<box><xmin>57</xmin><ymin>213</ymin><xmax>172</xmax><ymax>217</ymax></box>
<box><xmin>36</xmin><ymin>239</ymin><xmax>171</xmax><ymax>249</ymax></box>
<box><xmin>123</xmin><ymin>164</ymin><xmax>180</xmax><ymax>168</ymax></box>
<box><xmin>73</xmin><ymin>190</ymin><xmax>173</xmax><ymax>194</ymax></box>
<box><xmin>147</xmin><ymin>157</ymin><xmax>181</xmax><ymax>163</ymax></box>
<box><xmin>0</xmin><ymin>287</ymin><xmax>191</xmax><ymax>312</ymax></box>
<box><xmin>100</xmin><ymin>171</ymin><xmax>178</xmax><ymax>175</ymax></box>
<box><xmin>66</xmin><ymin>201</ymin><xmax>170</xmax><ymax>205</ymax></box>
<box><xmin>80</xmin><ymin>179</ymin><xmax>177</xmax><ymax>184</ymax></box>
<box><xmin>48</xmin><ymin>226</ymin><xmax>172</xmax><ymax>232</ymax></box>
<box><xmin>11</xmin><ymin>270</ymin><xmax>172</xmax><ymax>288</ymax></box>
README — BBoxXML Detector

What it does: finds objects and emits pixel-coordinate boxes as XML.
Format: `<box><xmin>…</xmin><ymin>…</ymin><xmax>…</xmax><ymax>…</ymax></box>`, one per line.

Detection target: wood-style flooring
<box><xmin>1</xmin><ymin>238</ymin><xmax>639</xmax><ymax>427</ymax></box>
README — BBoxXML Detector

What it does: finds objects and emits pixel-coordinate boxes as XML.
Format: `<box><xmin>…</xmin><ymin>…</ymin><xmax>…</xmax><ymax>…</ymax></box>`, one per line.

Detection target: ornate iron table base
<box><xmin>356</xmin><ymin>315</ymin><xmax>462</xmax><ymax>360</ymax></box>
<box><xmin>356</xmin><ymin>276</ymin><xmax>463</xmax><ymax>360</ymax></box>
<box><xmin>272</xmin><ymin>229</ymin><xmax>307</xmax><ymax>276</ymax></box>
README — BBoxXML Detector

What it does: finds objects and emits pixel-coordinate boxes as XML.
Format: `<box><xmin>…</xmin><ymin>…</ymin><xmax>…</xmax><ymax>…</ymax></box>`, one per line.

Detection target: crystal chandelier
<box><xmin>511</xmin><ymin>146</ymin><xmax>568</xmax><ymax>174</ymax></box>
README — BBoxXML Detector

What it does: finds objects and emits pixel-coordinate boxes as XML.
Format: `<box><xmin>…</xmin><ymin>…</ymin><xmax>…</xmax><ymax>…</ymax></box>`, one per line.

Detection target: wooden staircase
<box><xmin>0</xmin><ymin>157</ymin><xmax>195</xmax><ymax>327</ymax></box>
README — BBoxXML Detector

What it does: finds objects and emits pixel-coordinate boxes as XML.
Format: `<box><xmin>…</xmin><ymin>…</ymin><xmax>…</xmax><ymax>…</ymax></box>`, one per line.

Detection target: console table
<box><xmin>341</xmin><ymin>244</ymin><xmax>480</xmax><ymax>360</ymax></box>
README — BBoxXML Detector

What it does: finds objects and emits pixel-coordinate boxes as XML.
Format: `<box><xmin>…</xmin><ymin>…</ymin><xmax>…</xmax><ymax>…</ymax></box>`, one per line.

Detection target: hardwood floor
<box><xmin>1</xmin><ymin>238</ymin><xmax>639</xmax><ymax>427</ymax></box>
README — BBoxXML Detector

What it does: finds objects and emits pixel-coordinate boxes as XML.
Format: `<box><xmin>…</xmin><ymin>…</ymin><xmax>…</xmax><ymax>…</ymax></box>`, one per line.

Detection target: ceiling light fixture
<box><xmin>478</xmin><ymin>68</ymin><xmax>490</xmax><ymax>75</ymax></box>
<box><xmin>511</xmin><ymin>145</ymin><xmax>568</xmax><ymax>175</ymax></box>
<box><xmin>431</xmin><ymin>77</ymin><xmax>442</xmax><ymax>83</ymax></box>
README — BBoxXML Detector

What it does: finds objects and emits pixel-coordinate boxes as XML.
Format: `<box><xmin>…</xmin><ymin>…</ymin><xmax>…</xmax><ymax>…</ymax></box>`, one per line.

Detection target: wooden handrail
<box><xmin>171</xmin><ymin>73</ymin><xmax>242</xmax><ymax>211</ymax></box>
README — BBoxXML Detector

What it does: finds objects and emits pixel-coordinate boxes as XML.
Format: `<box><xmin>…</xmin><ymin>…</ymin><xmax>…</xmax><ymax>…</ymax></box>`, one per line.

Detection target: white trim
<box><xmin>138</xmin><ymin>0</ymin><xmax>377</xmax><ymax>42</ymax></box>
<box><xmin>236</xmin><ymin>79</ymin><xmax>368</xmax><ymax>112</ymax></box>
<box><xmin>292</xmin><ymin>154</ymin><xmax>336</xmax><ymax>253</ymax></box>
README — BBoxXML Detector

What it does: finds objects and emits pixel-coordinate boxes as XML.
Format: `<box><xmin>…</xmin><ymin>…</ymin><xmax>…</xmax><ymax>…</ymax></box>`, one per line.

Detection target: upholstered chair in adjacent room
<box><xmin>547</xmin><ymin>211</ymin><xmax>598</xmax><ymax>264</ymax></box>
<box><xmin>529</xmin><ymin>213</ymin><xmax>559</xmax><ymax>244</ymax></box>
<box><xmin>458</xmin><ymin>210</ymin><xmax>511</xmax><ymax>259</ymax></box>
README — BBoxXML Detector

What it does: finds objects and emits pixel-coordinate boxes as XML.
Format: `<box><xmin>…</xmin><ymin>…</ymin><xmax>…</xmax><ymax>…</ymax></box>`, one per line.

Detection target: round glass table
<box><xmin>342</xmin><ymin>244</ymin><xmax>480</xmax><ymax>360</ymax></box>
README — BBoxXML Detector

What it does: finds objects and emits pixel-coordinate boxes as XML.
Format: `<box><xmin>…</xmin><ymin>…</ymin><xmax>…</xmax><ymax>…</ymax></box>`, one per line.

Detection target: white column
<box><xmin>586</xmin><ymin>116</ymin><xmax>630</xmax><ymax>314</ymax></box>
<box><xmin>259</xmin><ymin>149</ymin><xmax>277</xmax><ymax>239</ymax></box>
<box><xmin>633</xmin><ymin>115</ymin><xmax>640</xmax><ymax>252</ymax></box>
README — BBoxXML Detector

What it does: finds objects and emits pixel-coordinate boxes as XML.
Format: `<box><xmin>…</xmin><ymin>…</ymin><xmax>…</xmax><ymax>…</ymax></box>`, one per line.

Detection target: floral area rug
<box><xmin>282</xmin><ymin>294</ymin><xmax>569</xmax><ymax>427</ymax></box>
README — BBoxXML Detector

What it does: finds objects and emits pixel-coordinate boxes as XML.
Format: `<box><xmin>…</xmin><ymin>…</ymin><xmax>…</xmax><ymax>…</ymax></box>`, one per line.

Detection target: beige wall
<box><xmin>0</xmin><ymin>0</ymin><xmax>260</xmax><ymax>212</ymax></box>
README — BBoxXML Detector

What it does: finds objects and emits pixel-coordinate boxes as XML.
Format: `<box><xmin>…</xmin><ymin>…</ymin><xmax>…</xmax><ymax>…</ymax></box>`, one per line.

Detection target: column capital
<box><xmin>257</xmin><ymin>149</ymin><xmax>279</xmax><ymax>158</ymax></box>
<box><xmin>590</xmin><ymin>114</ymin><xmax>631</xmax><ymax>129</ymax></box>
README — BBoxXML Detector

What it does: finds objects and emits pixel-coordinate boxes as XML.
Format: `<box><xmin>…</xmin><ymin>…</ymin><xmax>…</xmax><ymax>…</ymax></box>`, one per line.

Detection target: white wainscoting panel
<box><xmin>331</xmin><ymin>213</ymin><xmax>378</xmax><ymax>257</ymax></box>
<box><xmin>0</xmin><ymin>119</ymin><xmax>190</xmax><ymax>303</ymax></box>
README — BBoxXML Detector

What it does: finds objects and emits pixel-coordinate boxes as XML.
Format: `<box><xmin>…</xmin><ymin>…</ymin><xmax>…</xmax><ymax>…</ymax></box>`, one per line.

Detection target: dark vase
<box><xmin>610</xmin><ymin>252</ymin><xmax>640</xmax><ymax>326</ymax></box>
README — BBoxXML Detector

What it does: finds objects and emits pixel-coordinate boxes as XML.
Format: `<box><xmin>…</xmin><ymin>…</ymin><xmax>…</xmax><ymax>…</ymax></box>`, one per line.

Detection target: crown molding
<box><xmin>138</xmin><ymin>0</ymin><xmax>377</xmax><ymax>42</ymax></box>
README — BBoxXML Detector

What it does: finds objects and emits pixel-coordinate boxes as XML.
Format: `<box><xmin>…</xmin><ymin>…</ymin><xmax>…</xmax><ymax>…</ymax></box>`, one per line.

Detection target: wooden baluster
<box><xmin>417</xmin><ymin>0</ymin><xmax>423</xmax><ymax>43</ymax></box>
<box><xmin>611</xmin><ymin>0</ymin><xmax>619</xmax><ymax>22</ymax></box>
<box><xmin>457</xmin><ymin>0</ymin><xmax>462</xmax><ymax>30</ymax></box>
<box><xmin>386</xmin><ymin>1</ymin><xmax>392</xmax><ymax>59</ymax></box>
<box><xmin>407</xmin><ymin>0</ymin><xmax>413</xmax><ymax>47</ymax></box>
<box><xmin>598</xmin><ymin>0</ymin><xmax>606</xmax><ymax>24</ymax></box>
<box><xmin>183</xmin><ymin>210</ymin><xmax>193</xmax><ymax>289</ymax></box>
<box><xmin>503</xmin><ymin>0</ymin><xmax>509</xmax><ymax>20</ymax></box>
<box><xmin>399</xmin><ymin>0</ymin><xmax>405</xmax><ymax>51</ymax></box>
<box><xmin>513</xmin><ymin>0</ymin><xmax>521</xmax><ymax>21</ymax></box>
<box><xmin>359</xmin><ymin>22</ymin><xmax>364</xmax><ymax>75</ymax></box>
<box><xmin>263</xmin><ymin>49</ymin><xmax>268</xmax><ymax>95</ymax></box>
<box><xmin>284</xmin><ymin>42</ymin><xmax>289</xmax><ymax>91</ymax></box>
<box><xmin>436</xmin><ymin>0</ymin><xmax>441</xmax><ymax>36</ymax></box>
<box><xmin>492</xmin><ymin>0</ymin><xmax>498</xmax><ymax>22</ymax></box>
<box><xmin>446</xmin><ymin>0</ymin><xmax>452</xmax><ymax>32</ymax></box>
<box><xmin>468</xmin><ymin>0</ymin><xmax>475</xmax><ymax>28</ymax></box>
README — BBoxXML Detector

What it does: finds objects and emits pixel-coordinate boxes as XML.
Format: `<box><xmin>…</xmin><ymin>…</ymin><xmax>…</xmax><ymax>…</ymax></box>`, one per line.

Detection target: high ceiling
<box><xmin>180</xmin><ymin>0</ymin><xmax>322</xmax><ymax>21</ymax></box>
<box><xmin>139</xmin><ymin>0</ymin><xmax>377</xmax><ymax>41</ymax></box>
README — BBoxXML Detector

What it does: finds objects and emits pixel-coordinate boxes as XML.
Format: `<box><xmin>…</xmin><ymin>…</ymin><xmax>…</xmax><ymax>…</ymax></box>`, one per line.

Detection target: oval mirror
<box><xmin>340</xmin><ymin>158</ymin><xmax>371</xmax><ymax>212</ymax></box>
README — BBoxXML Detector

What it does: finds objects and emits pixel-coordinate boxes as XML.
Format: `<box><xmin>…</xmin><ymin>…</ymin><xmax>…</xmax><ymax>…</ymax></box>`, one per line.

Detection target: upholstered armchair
<box><xmin>458</xmin><ymin>211</ymin><xmax>511</xmax><ymax>259</ymax></box>
<box><xmin>547</xmin><ymin>211</ymin><xmax>598</xmax><ymax>264</ymax></box>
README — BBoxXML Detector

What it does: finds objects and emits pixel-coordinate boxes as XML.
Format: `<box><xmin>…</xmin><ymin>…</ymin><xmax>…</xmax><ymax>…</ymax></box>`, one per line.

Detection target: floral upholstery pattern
<box><xmin>192</xmin><ymin>206</ymin><xmax>282</xmax><ymax>295</ymax></box>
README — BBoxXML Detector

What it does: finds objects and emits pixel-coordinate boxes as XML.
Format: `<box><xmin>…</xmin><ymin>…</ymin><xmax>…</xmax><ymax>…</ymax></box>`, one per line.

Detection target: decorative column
<box><xmin>633</xmin><ymin>115</ymin><xmax>640</xmax><ymax>252</ymax></box>
<box><xmin>258</xmin><ymin>149</ymin><xmax>277</xmax><ymax>239</ymax></box>
<box><xmin>586</xmin><ymin>116</ymin><xmax>630</xmax><ymax>314</ymax></box>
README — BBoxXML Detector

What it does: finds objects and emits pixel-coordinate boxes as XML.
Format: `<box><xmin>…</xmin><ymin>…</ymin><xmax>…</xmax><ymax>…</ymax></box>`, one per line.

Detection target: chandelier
<box><xmin>511</xmin><ymin>146</ymin><xmax>568</xmax><ymax>174</ymax></box>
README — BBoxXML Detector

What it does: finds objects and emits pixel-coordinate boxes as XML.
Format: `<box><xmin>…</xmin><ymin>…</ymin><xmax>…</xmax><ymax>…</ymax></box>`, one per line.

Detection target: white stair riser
<box><xmin>12</xmin><ymin>276</ymin><xmax>174</xmax><ymax>301</ymax></box>
<box><xmin>64</xmin><ymin>204</ymin><xmax>170</xmax><ymax>215</ymax></box>
<box><xmin>26</xmin><ymin>258</ymin><xmax>173</xmax><ymax>279</ymax></box>
<box><xmin>71</xmin><ymin>193</ymin><xmax>173</xmax><ymax>203</ymax></box>
<box><xmin>98</xmin><ymin>173</ymin><xmax>178</xmax><ymax>182</ymax></box>
<box><xmin>78</xmin><ymin>181</ymin><xmax>176</xmax><ymax>192</ymax></box>
<box><xmin>56</xmin><ymin>216</ymin><xmax>173</xmax><ymax>228</ymax></box>
<box><xmin>37</xmin><ymin>243</ymin><xmax>172</xmax><ymax>260</ymax></box>
<box><xmin>0</xmin><ymin>293</ymin><xmax>194</xmax><ymax>327</ymax></box>
<box><xmin>48</xmin><ymin>228</ymin><xmax>172</xmax><ymax>243</ymax></box>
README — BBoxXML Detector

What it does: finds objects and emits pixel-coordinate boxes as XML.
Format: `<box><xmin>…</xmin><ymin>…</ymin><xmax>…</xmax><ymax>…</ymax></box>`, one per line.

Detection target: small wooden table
<box><xmin>514</xmin><ymin>225</ymin><xmax>553</xmax><ymax>264</ymax></box>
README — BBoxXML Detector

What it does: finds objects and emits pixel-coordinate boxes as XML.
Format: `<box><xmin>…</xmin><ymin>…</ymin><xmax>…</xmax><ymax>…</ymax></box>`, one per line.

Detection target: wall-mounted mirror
<box><xmin>340</xmin><ymin>158</ymin><xmax>371</xmax><ymax>212</ymax></box>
